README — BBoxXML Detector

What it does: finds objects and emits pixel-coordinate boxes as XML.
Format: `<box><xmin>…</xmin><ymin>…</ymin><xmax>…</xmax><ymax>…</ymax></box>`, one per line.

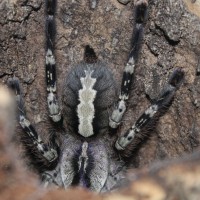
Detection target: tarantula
<box><xmin>8</xmin><ymin>0</ymin><xmax>184</xmax><ymax>193</ymax></box>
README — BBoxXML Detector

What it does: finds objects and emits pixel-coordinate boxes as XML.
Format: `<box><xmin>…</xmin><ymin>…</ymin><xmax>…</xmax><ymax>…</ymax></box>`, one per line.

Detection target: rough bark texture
<box><xmin>0</xmin><ymin>0</ymin><xmax>200</xmax><ymax>199</ymax></box>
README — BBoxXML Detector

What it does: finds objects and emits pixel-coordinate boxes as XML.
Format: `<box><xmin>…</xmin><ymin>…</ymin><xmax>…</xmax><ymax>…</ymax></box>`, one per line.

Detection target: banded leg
<box><xmin>115</xmin><ymin>68</ymin><xmax>184</xmax><ymax>150</ymax></box>
<box><xmin>45</xmin><ymin>0</ymin><xmax>62</xmax><ymax>123</ymax></box>
<box><xmin>7</xmin><ymin>77</ymin><xmax>59</xmax><ymax>170</ymax></box>
<box><xmin>109</xmin><ymin>0</ymin><xmax>148</xmax><ymax>129</ymax></box>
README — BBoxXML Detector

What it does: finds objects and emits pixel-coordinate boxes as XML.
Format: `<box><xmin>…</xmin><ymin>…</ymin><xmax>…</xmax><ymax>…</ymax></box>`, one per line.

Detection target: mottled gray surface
<box><xmin>0</xmin><ymin>0</ymin><xmax>200</xmax><ymax>171</ymax></box>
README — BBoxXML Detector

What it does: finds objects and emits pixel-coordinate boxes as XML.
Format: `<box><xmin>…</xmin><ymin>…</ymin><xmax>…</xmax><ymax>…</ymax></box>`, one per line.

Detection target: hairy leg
<box><xmin>115</xmin><ymin>68</ymin><xmax>184</xmax><ymax>151</ymax></box>
<box><xmin>45</xmin><ymin>0</ymin><xmax>62</xmax><ymax>123</ymax></box>
<box><xmin>109</xmin><ymin>0</ymin><xmax>148</xmax><ymax>129</ymax></box>
<box><xmin>109</xmin><ymin>0</ymin><xmax>148</xmax><ymax>128</ymax></box>
<box><xmin>8</xmin><ymin>77</ymin><xmax>59</xmax><ymax>171</ymax></box>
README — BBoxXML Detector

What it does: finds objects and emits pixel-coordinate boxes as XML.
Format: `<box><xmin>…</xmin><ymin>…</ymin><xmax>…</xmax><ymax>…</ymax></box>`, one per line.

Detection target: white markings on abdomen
<box><xmin>77</xmin><ymin>69</ymin><xmax>97</xmax><ymax>137</ymax></box>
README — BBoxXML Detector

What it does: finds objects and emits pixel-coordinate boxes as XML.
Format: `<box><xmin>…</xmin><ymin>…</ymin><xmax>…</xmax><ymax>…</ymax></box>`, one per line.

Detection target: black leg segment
<box><xmin>45</xmin><ymin>0</ymin><xmax>62</xmax><ymax>123</ymax></box>
<box><xmin>109</xmin><ymin>0</ymin><xmax>148</xmax><ymax>129</ymax></box>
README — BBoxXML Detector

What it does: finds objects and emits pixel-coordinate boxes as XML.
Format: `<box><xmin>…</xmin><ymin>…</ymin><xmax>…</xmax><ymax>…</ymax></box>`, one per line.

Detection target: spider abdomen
<box><xmin>63</xmin><ymin>62</ymin><xmax>116</xmax><ymax>137</ymax></box>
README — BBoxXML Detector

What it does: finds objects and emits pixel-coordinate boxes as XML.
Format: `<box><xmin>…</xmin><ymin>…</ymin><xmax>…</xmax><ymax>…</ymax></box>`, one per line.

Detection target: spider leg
<box><xmin>115</xmin><ymin>68</ymin><xmax>184</xmax><ymax>151</ymax></box>
<box><xmin>7</xmin><ymin>77</ymin><xmax>59</xmax><ymax>170</ymax></box>
<box><xmin>45</xmin><ymin>0</ymin><xmax>62</xmax><ymax>123</ymax></box>
<box><xmin>109</xmin><ymin>0</ymin><xmax>148</xmax><ymax>129</ymax></box>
